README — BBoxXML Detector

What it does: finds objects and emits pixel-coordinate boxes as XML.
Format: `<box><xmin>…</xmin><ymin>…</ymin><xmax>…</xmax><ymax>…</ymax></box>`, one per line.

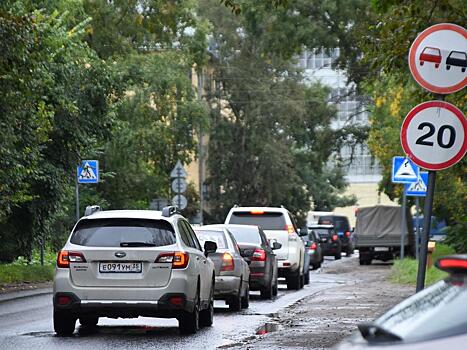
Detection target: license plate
<box><xmin>99</xmin><ymin>262</ymin><xmax>142</xmax><ymax>273</ymax></box>
<box><xmin>321</xmin><ymin>238</ymin><xmax>328</xmax><ymax>242</ymax></box>
<box><xmin>374</xmin><ymin>247</ymin><xmax>389</xmax><ymax>252</ymax></box>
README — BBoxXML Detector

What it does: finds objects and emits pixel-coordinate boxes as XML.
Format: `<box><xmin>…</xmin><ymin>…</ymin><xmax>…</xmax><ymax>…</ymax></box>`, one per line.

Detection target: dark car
<box><xmin>318</xmin><ymin>215</ymin><xmax>354</xmax><ymax>256</ymax></box>
<box><xmin>305</xmin><ymin>229</ymin><xmax>323</xmax><ymax>270</ymax></box>
<box><xmin>446</xmin><ymin>50</ymin><xmax>467</xmax><ymax>72</ymax></box>
<box><xmin>207</xmin><ymin>224</ymin><xmax>280</xmax><ymax>299</ymax></box>
<box><xmin>193</xmin><ymin>226</ymin><xmax>250</xmax><ymax>311</ymax></box>
<box><xmin>298</xmin><ymin>228</ymin><xmax>312</xmax><ymax>284</ymax></box>
<box><xmin>309</xmin><ymin>224</ymin><xmax>342</xmax><ymax>260</ymax></box>
<box><xmin>336</xmin><ymin>255</ymin><xmax>467</xmax><ymax>350</ymax></box>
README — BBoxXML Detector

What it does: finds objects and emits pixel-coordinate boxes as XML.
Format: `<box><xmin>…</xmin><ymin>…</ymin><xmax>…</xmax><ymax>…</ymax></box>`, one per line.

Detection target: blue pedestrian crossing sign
<box><xmin>405</xmin><ymin>172</ymin><xmax>428</xmax><ymax>197</ymax></box>
<box><xmin>77</xmin><ymin>160</ymin><xmax>99</xmax><ymax>184</ymax></box>
<box><xmin>392</xmin><ymin>156</ymin><xmax>419</xmax><ymax>183</ymax></box>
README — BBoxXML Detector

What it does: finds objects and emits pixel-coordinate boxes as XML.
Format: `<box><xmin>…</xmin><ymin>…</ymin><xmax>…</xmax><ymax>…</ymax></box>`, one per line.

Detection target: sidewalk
<box><xmin>0</xmin><ymin>282</ymin><xmax>52</xmax><ymax>303</ymax></box>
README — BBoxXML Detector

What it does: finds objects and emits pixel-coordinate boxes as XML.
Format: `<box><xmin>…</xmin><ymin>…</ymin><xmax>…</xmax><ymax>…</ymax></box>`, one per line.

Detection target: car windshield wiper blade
<box><xmin>358</xmin><ymin>322</ymin><xmax>403</xmax><ymax>343</ymax></box>
<box><xmin>120</xmin><ymin>242</ymin><xmax>157</xmax><ymax>247</ymax></box>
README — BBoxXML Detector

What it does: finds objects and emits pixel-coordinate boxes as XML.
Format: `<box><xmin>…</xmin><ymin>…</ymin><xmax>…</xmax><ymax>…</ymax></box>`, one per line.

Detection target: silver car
<box><xmin>193</xmin><ymin>226</ymin><xmax>250</xmax><ymax>311</ymax></box>
<box><xmin>335</xmin><ymin>255</ymin><xmax>467</xmax><ymax>350</ymax></box>
<box><xmin>53</xmin><ymin>206</ymin><xmax>217</xmax><ymax>335</ymax></box>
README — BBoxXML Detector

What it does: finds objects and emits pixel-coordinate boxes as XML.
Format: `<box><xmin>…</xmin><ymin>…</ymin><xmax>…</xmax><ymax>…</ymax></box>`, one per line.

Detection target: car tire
<box><xmin>200</xmin><ymin>283</ymin><xmax>214</xmax><ymax>327</ymax></box>
<box><xmin>229</xmin><ymin>282</ymin><xmax>242</xmax><ymax>311</ymax></box>
<box><xmin>304</xmin><ymin>268</ymin><xmax>310</xmax><ymax>285</ymax></box>
<box><xmin>346</xmin><ymin>247</ymin><xmax>353</xmax><ymax>257</ymax></box>
<box><xmin>179</xmin><ymin>290</ymin><xmax>200</xmax><ymax>334</ymax></box>
<box><xmin>241</xmin><ymin>282</ymin><xmax>249</xmax><ymax>309</ymax></box>
<box><xmin>272</xmin><ymin>280</ymin><xmax>278</xmax><ymax>296</ymax></box>
<box><xmin>299</xmin><ymin>272</ymin><xmax>305</xmax><ymax>289</ymax></box>
<box><xmin>79</xmin><ymin>316</ymin><xmax>98</xmax><ymax>328</ymax></box>
<box><xmin>54</xmin><ymin>309</ymin><xmax>76</xmax><ymax>336</ymax></box>
<box><xmin>335</xmin><ymin>251</ymin><xmax>341</xmax><ymax>260</ymax></box>
<box><xmin>286</xmin><ymin>271</ymin><xmax>301</xmax><ymax>290</ymax></box>
<box><xmin>260</xmin><ymin>279</ymin><xmax>274</xmax><ymax>299</ymax></box>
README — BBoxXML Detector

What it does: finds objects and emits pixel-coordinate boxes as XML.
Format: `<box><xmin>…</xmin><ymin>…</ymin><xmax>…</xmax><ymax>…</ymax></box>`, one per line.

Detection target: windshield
<box><xmin>226</xmin><ymin>226</ymin><xmax>261</xmax><ymax>245</ymax></box>
<box><xmin>194</xmin><ymin>229</ymin><xmax>228</xmax><ymax>249</ymax></box>
<box><xmin>373</xmin><ymin>278</ymin><xmax>467</xmax><ymax>342</ymax></box>
<box><xmin>229</xmin><ymin>212</ymin><xmax>286</xmax><ymax>230</ymax></box>
<box><xmin>70</xmin><ymin>218</ymin><xmax>176</xmax><ymax>247</ymax></box>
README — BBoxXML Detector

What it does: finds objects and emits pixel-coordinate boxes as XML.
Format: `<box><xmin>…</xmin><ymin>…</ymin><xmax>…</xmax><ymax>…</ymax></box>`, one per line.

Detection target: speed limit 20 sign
<box><xmin>401</xmin><ymin>101</ymin><xmax>466</xmax><ymax>170</ymax></box>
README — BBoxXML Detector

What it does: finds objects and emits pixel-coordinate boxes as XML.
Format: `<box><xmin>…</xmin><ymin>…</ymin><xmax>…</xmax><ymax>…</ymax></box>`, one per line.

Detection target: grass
<box><xmin>0</xmin><ymin>250</ymin><xmax>56</xmax><ymax>285</ymax></box>
<box><xmin>389</xmin><ymin>243</ymin><xmax>456</xmax><ymax>286</ymax></box>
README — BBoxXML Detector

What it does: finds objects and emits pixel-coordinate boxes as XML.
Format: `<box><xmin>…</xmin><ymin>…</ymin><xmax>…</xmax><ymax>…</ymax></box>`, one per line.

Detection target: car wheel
<box><xmin>272</xmin><ymin>280</ymin><xmax>278</xmax><ymax>296</ymax></box>
<box><xmin>241</xmin><ymin>282</ymin><xmax>249</xmax><ymax>309</ymax></box>
<box><xmin>229</xmin><ymin>282</ymin><xmax>242</xmax><ymax>311</ymax></box>
<box><xmin>335</xmin><ymin>251</ymin><xmax>341</xmax><ymax>260</ymax></box>
<box><xmin>179</xmin><ymin>289</ymin><xmax>200</xmax><ymax>334</ymax></box>
<box><xmin>79</xmin><ymin>316</ymin><xmax>98</xmax><ymax>328</ymax></box>
<box><xmin>260</xmin><ymin>279</ymin><xmax>274</xmax><ymax>299</ymax></box>
<box><xmin>54</xmin><ymin>309</ymin><xmax>76</xmax><ymax>336</ymax></box>
<box><xmin>286</xmin><ymin>272</ymin><xmax>301</xmax><ymax>290</ymax></box>
<box><xmin>304</xmin><ymin>268</ymin><xmax>310</xmax><ymax>285</ymax></box>
<box><xmin>346</xmin><ymin>247</ymin><xmax>353</xmax><ymax>257</ymax></box>
<box><xmin>200</xmin><ymin>282</ymin><xmax>214</xmax><ymax>327</ymax></box>
<box><xmin>446</xmin><ymin>65</ymin><xmax>450</xmax><ymax>70</ymax></box>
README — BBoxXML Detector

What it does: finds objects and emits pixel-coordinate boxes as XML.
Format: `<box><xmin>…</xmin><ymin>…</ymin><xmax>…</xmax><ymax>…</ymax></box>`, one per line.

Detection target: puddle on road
<box><xmin>256</xmin><ymin>322</ymin><xmax>280</xmax><ymax>335</ymax></box>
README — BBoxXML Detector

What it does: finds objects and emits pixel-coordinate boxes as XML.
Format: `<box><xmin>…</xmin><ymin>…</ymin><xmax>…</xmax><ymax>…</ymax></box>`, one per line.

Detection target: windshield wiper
<box><xmin>120</xmin><ymin>242</ymin><xmax>157</xmax><ymax>247</ymax></box>
<box><xmin>358</xmin><ymin>322</ymin><xmax>403</xmax><ymax>343</ymax></box>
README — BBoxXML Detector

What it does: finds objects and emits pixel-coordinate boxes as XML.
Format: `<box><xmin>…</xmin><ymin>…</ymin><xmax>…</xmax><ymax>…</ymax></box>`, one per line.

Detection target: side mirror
<box><xmin>272</xmin><ymin>242</ymin><xmax>282</xmax><ymax>250</ymax></box>
<box><xmin>204</xmin><ymin>241</ymin><xmax>217</xmax><ymax>256</ymax></box>
<box><xmin>299</xmin><ymin>228</ymin><xmax>308</xmax><ymax>237</ymax></box>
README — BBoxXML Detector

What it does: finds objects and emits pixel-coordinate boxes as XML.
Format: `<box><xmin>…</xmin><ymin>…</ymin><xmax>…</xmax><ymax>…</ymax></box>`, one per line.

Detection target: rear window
<box><xmin>310</xmin><ymin>228</ymin><xmax>333</xmax><ymax>236</ymax></box>
<box><xmin>70</xmin><ymin>218</ymin><xmax>176</xmax><ymax>247</ymax></box>
<box><xmin>226</xmin><ymin>226</ymin><xmax>261</xmax><ymax>245</ymax></box>
<box><xmin>229</xmin><ymin>211</ymin><xmax>286</xmax><ymax>230</ymax></box>
<box><xmin>318</xmin><ymin>216</ymin><xmax>349</xmax><ymax>233</ymax></box>
<box><xmin>194</xmin><ymin>230</ymin><xmax>228</xmax><ymax>249</ymax></box>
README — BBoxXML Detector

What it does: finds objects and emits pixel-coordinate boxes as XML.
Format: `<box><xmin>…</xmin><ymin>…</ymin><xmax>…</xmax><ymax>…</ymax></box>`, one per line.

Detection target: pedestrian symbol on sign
<box><xmin>77</xmin><ymin>160</ymin><xmax>99</xmax><ymax>184</ymax></box>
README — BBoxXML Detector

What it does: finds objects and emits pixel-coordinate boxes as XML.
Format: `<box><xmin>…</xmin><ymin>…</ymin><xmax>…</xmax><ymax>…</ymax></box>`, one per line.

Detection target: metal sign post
<box><xmin>76</xmin><ymin>160</ymin><xmax>99</xmax><ymax>221</ymax></box>
<box><xmin>400</xmin><ymin>191</ymin><xmax>407</xmax><ymax>260</ymax></box>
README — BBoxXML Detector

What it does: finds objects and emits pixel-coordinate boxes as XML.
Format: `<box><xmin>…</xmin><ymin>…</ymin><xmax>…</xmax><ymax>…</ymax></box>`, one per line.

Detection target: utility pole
<box><xmin>197</xmin><ymin>69</ymin><xmax>204</xmax><ymax>225</ymax></box>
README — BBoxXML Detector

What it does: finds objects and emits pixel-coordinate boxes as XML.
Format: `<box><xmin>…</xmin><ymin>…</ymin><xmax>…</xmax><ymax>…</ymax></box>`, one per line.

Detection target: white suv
<box><xmin>225</xmin><ymin>206</ymin><xmax>305</xmax><ymax>290</ymax></box>
<box><xmin>53</xmin><ymin>206</ymin><xmax>217</xmax><ymax>335</ymax></box>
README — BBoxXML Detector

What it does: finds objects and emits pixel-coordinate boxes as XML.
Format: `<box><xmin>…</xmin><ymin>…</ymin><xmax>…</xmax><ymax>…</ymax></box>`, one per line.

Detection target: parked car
<box><xmin>309</xmin><ymin>224</ymin><xmax>342</xmax><ymax>260</ymax></box>
<box><xmin>53</xmin><ymin>206</ymin><xmax>217</xmax><ymax>336</ymax></box>
<box><xmin>225</xmin><ymin>206</ymin><xmax>306</xmax><ymax>290</ymax></box>
<box><xmin>412</xmin><ymin>216</ymin><xmax>448</xmax><ymax>242</ymax></box>
<box><xmin>317</xmin><ymin>214</ymin><xmax>354</xmax><ymax>256</ymax></box>
<box><xmin>419</xmin><ymin>46</ymin><xmax>442</xmax><ymax>68</ymax></box>
<box><xmin>298</xmin><ymin>228</ymin><xmax>311</xmax><ymax>284</ymax></box>
<box><xmin>208</xmin><ymin>224</ymin><xmax>279</xmax><ymax>299</ymax></box>
<box><xmin>446</xmin><ymin>50</ymin><xmax>467</xmax><ymax>72</ymax></box>
<box><xmin>303</xmin><ymin>229</ymin><xmax>323</xmax><ymax>270</ymax></box>
<box><xmin>193</xmin><ymin>226</ymin><xmax>250</xmax><ymax>311</ymax></box>
<box><xmin>335</xmin><ymin>255</ymin><xmax>467</xmax><ymax>350</ymax></box>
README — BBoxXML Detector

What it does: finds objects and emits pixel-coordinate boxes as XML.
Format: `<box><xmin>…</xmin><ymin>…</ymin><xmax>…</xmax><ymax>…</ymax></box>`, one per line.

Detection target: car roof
<box><xmin>229</xmin><ymin>206</ymin><xmax>287</xmax><ymax>213</ymax></box>
<box><xmin>206</xmin><ymin>223</ymin><xmax>260</xmax><ymax>230</ymax></box>
<box><xmin>79</xmin><ymin>210</ymin><xmax>181</xmax><ymax>222</ymax></box>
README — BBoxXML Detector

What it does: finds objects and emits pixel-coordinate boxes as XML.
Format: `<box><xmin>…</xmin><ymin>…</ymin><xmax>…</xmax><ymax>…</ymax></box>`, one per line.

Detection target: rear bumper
<box><xmin>321</xmin><ymin>243</ymin><xmax>340</xmax><ymax>255</ymax></box>
<box><xmin>214</xmin><ymin>275</ymin><xmax>240</xmax><ymax>299</ymax></box>
<box><xmin>53</xmin><ymin>292</ymin><xmax>194</xmax><ymax>318</ymax></box>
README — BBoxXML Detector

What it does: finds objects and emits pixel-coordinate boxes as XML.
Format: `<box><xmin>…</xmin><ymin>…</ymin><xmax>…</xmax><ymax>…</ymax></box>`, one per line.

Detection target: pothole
<box><xmin>256</xmin><ymin>322</ymin><xmax>280</xmax><ymax>335</ymax></box>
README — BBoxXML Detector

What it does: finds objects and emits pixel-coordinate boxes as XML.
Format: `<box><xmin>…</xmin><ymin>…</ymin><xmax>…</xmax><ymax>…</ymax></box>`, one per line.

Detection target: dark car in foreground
<box><xmin>335</xmin><ymin>255</ymin><xmax>467</xmax><ymax>350</ymax></box>
<box><xmin>193</xmin><ymin>226</ymin><xmax>250</xmax><ymax>311</ymax></box>
<box><xmin>208</xmin><ymin>224</ymin><xmax>280</xmax><ymax>299</ymax></box>
<box><xmin>309</xmin><ymin>225</ymin><xmax>342</xmax><ymax>260</ymax></box>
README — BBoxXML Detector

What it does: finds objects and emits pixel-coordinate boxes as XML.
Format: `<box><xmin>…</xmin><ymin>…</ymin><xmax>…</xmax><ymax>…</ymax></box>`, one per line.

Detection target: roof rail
<box><xmin>84</xmin><ymin>205</ymin><xmax>101</xmax><ymax>216</ymax></box>
<box><xmin>233</xmin><ymin>204</ymin><xmax>239</xmax><ymax>208</ymax></box>
<box><xmin>162</xmin><ymin>206</ymin><xmax>181</xmax><ymax>217</ymax></box>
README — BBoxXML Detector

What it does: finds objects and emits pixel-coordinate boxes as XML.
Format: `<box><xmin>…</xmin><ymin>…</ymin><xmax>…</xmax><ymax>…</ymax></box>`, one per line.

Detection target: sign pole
<box><xmin>400</xmin><ymin>191</ymin><xmax>407</xmax><ymax>259</ymax></box>
<box><xmin>76</xmin><ymin>179</ymin><xmax>80</xmax><ymax>222</ymax></box>
<box><xmin>415</xmin><ymin>197</ymin><xmax>420</xmax><ymax>260</ymax></box>
<box><xmin>416</xmin><ymin>170</ymin><xmax>436</xmax><ymax>292</ymax></box>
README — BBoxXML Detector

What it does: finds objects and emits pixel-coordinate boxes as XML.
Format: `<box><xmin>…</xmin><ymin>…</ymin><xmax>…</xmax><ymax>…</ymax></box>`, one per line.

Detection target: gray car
<box><xmin>335</xmin><ymin>255</ymin><xmax>467</xmax><ymax>350</ymax></box>
<box><xmin>193</xmin><ymin>226</ymin><xmax>250</xmax><ymax>311</ymax></box>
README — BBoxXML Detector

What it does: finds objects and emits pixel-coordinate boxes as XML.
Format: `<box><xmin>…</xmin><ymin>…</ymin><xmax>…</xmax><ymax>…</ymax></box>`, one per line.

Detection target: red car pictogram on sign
<box><xmin>419</xmin><ymin>47</ymin><xmax>442</xmax><ymax>68</ymax></box>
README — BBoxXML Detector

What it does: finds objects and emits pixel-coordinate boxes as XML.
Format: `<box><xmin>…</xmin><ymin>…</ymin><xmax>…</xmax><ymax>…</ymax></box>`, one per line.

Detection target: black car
<box><xmin>309</xmin><ymin>224</ymin><xmax>342</xmax><ymax>260</ymax></box>
<box><xmin>207</xmin><ymin>224</ymin><xmax>280</xmax><ymax>299</ymax></box>
<box><xmin>318</xmin><ymin>215</ymin><xmax>354</xmax><ymax>256</ymax></box>
<box><xmin>300</xmin><ymin>228</ymin><xmax>323</xmax><ymax>270</ymax></box>
<box><xmin>446</xmin><ymin>50</ymin><xmax>467</xmax><ymax>72</ymax></box>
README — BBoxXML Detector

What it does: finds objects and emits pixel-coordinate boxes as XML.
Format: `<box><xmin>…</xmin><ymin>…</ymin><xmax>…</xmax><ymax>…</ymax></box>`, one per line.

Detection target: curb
<box><xmin>0</xmin><ymin>287</ymin><xmax>52</xmax><ymax>303</ymax></box>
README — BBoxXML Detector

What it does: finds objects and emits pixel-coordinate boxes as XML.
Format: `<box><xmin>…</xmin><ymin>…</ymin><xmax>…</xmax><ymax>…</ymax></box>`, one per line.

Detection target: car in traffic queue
<box><xmin>53</xmin><ymin>206</ymin><xmax>217</xmax><ymax>336</ymax></box>
<box><xmin>298</xmin><ymin>228</ymin><xmax>312</xmax><ymax>284</ymax></box>
<box><xmin>301</xmin><ymin>228</ymin><xmax>323</xmax><ymax>270</ymax></box>
<box><xmin>317</xmin><ymin>215</ymin><xmax>354</xmax><ymax>256</ymax></box>
<box><xmin>335</xmin><ymin>255</ymin><xmax>467</xmax><ymax>350</ymax></box>
<box><xmin>309</xmin><ymin>224</ymin><xmax>342</xmax><ymax>260</ymax></box>
<box><xmin>225</xmin><ymin>206</ymin><xmax>306</xmax><ymax>290</ymax></box>
<box><xmin>208</xmin><ymin>224</ymin><xmax>280</xmax><ymax>299</ymax></box>
<box><xmin>193</xmin><ymin>226</ymin><xmax>250</xmax><ymax>311</ymax></box>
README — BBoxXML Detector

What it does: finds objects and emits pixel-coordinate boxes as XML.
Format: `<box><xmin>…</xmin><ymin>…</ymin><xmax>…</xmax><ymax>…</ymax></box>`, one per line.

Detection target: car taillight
<box><xmin>221</xmin><ymin>252</ymin><xmax>235</xmax><ymax>271</ymax></box>
<box><xmin>285</xmin><ymin>224</ymin><xmax>295</xmax><ymax>234</ymax></box>
<box><xmin>310</xmin><ymin>242</ymin><xmax>317</xmax><ymax>250</ymax></box>
<box><xmin>345</xmin><ymin>231</ymin><xmax>351</xmax><ymax>237</ymax></box>
<box><xmin>57</xmin><ymin>251</ymin><xmax>86</xmax><ymax>268</ymax></box>
<box><xmin>332</xmin><ymin>234</ymin><xmax>338</xmax><ymax>242</ymax></box>
<box><xmin>250</xmin><ymin>210</ymin><xmax>264</xmax><ymax>215</ymax></box>
<box><xmin>436</xmin><ymin>257</ymin><xmax>467</xmax><ymax>273</ymax></box>
<box><xmin>155</xmin><ymin>252</ymin><xmax>189</xmax><ymax>269</ymax></box>
<box><xmin>252</xmin><ymin>248</ymin><xmax>266</xmax><ymax>261</ymax></box>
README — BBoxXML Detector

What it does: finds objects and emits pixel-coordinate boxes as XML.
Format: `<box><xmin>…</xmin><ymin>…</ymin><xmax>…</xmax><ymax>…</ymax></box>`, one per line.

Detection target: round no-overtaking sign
<box><xmin>401</xmin><ymin>101</ymin><xmax>467</xmax><ymax>170</ymax></box>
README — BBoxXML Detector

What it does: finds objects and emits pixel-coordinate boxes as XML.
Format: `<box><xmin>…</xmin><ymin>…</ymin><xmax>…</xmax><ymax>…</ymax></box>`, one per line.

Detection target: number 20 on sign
<box><xmin>401</xmin><ymin>101</ymin><xmax>467</xmax><ymax>171</ymax></box>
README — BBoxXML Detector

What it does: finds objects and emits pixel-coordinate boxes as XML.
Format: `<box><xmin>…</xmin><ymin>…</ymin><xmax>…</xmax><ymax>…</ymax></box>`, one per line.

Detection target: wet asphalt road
<box><xmin>0</xmin><ymin>258</ymin><xmax>347</xmax><ymax>350</ymax></box>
